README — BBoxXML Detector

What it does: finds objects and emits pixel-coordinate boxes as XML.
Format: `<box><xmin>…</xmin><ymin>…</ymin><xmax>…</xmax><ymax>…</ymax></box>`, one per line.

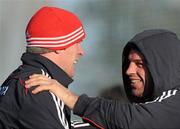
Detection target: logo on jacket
<box><xmin>0</xmin><ymin>86</ymin><xmax>9</xmax><ymax>96</ymax></box>
<box><xmin>145</xmin><ymin>89</ymin><xmax>178</xmax><ymax>104</ymax></box>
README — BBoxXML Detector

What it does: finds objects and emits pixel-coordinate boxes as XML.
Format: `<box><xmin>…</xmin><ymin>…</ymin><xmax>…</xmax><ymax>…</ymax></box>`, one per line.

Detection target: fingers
<box><xmin>25</xmin><ymin>74</ymin><xmax>61</xmax><ymax>95</ymax></box>
<box><xmin>31</xmin><ymin>85</ymin><xmax>50</xmax><ymax>94</ymax></box>
<box><xmin>25</xmin><ymin>74</ymin><xmax>50</xmax><ymax>88</ymax></box>
<box><xmin>29</xmin><ymin>74</ymin><xmax>49</xmax><ymax>80</ymax></box>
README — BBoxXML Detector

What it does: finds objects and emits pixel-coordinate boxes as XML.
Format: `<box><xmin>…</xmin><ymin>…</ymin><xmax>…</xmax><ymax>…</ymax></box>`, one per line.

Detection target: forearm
<box><xmin>51</xmin><ymin>86</ymin><xmax>79</xmax><ymax>110</ymax></box>
<box><xmin>73</xmin><ymin>95</ymin><xmax>127</xmax><ymax>129</ymax></box>
<box><xmin>25</xmin><ymin>75</ymin><xmax>80</xmax><ymax>110</ymax></box>
<box><xmin>73</xmin><ymin>95</ymin><xmax>109</xmax><ymax>129</ymax></box>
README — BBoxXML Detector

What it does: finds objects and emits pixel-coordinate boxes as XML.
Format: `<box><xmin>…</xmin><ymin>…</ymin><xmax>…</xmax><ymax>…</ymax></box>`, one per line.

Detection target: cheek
<box><xmin>142</xmin><ymin>71</ymin><xmax>146</xmax><ymax>84</ymax></box>
<box><xmin>138</xmin><ymin>69</ymin><xmax>146</xmax><ymax>81</ymax></box>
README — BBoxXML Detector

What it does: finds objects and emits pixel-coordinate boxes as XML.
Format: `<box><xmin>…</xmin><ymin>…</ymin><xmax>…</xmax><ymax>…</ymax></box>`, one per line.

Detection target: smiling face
<box><xmin>126</xmin><ymin>49</ymin><xmax>146</xmax><ymax>97</ymax></box>
<box><xmin>47</xmin><ymin>42</ymin><xmax>84</xmax><ymax>78</ymax></box>
<box><xmin>40</xmin><ymin>41</ymin><xmax>84</xmax><ymax>78</ymax></box>
<box><xmin>61</xmin><ymin>42</ymin><xmax>84</xmax><ymax>77</ymax></box>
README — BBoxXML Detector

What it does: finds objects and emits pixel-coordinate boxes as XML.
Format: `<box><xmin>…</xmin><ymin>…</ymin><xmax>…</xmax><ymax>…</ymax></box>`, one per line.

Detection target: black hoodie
<box><xmin>73</xmin><ymin>29</ymin><xmax>180</xmax><ymax>129</ymax></box>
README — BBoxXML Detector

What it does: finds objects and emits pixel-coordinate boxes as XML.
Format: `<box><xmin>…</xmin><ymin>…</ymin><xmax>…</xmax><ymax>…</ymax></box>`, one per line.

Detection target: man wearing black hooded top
<box><xmin>25</xmin><ymin>29</ymin><xmax>180</xmax><ymax>128</ymax></box>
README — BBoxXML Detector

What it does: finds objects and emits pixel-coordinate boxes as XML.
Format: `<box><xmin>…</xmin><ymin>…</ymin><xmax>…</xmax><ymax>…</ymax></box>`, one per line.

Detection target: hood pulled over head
<box><xmin>122</xmin><ymin>29</ymin><xmax>180</xmax><ymax>102</ymax></box>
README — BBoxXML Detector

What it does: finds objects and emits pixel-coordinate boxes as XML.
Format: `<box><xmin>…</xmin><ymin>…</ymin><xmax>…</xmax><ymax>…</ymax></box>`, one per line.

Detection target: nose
<box><xmin>78</xmin><ymin>43</ymin><xmax>84</xmax><ymax>56</ymax></box>
<box><xmin>126</xmin><ymin>62</ymin><xmax>136</xmax><ymax>76</ymax></box>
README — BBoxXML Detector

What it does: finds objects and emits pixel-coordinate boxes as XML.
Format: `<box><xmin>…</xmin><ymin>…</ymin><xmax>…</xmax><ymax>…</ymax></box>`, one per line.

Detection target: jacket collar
<box><xmin>21</xmin><ymin>53</ymin><xmax>73</xmax><ymax>88</ymax></box>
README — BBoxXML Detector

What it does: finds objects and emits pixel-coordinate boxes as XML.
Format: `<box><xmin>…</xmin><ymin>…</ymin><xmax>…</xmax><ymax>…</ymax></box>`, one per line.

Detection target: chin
<box><xmin>67</xmin><ymin>69</ymin><xmax>75</xmax><ymax>77</ymax></box>
<box><xmin>68</xmin><ymin>73</ymin><xmax>73</xmax><ymax>78</ymax></box>
<box><xmin>70</xmin><ymin>72</ymin><xmax>75</xmax><ymax>78</ymax></box>
<box><xmin>132</xmin><ymin>91</ymin><xmax>143</xmax><ymax>97</ymax></box>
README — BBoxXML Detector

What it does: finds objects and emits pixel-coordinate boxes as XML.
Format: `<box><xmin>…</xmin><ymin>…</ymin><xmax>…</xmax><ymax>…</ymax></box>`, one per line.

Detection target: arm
<box><xmin>25</xmin><ymin>74</ymin><xmax>180</xmax><ymax>129</ymax></box>
<box><xmin>25</xmin><ymin>74</ymin><xmax>97</xmax><ymax>129</ymax></box>
<box><xmin>73</xmin><ymin>89</ymin><xmax>180</xmax><ymax>129</ymax></box>
<box><xmin>19</xmin><ymin>77</ymin><xmax>66</xmax><ymax>129</ymax></box>
<box><xmin>25</xmin><ymin>74</ymin><xmax>124</xmax><ymax>128</ymax></box>
<box><xmin>25</xmin><ymin>74</ymin><xmax>78</xmax><ymax>109</ymax></box>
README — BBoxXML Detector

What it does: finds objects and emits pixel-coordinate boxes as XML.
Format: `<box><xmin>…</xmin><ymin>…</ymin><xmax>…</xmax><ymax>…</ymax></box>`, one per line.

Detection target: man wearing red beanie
<box><xmin>0</xmin><ymin>6</ymin><xmax>94</xmax><ymax>129</ymax></box>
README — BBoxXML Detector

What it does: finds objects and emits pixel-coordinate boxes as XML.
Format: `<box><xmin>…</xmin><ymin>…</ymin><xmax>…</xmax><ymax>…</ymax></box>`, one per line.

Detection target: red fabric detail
<box><xmin>19</xmin><ymin>78</ymin><xmax>28</xmax><ymax>95</ymax></box>
<box><xmin>82</xmin><ymin>117</ymin><xmax>105</xmax><ymax>129</ymax></box>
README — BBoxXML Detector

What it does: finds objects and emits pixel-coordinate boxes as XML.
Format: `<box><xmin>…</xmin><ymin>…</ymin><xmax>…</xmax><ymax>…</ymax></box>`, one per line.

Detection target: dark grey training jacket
<box><xmin>0</xmin><ymin>53</ymin><xmax>94</xmax><ymax>129</ymax></box>
<box><xmin>73</xmin><ymin>29</ymin><xmax>180</xmax><ymax>129</ymax></box>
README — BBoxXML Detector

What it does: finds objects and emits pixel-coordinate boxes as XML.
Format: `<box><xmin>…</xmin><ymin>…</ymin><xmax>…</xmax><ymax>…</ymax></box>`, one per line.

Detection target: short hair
<box><xmin>26</xmin><ymin>47</ymin><xmax>55</xmax><ymax>54</ymax></box>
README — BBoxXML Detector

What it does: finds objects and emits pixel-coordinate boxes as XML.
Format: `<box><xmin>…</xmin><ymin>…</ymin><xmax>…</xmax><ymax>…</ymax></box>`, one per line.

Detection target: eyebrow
<box><xmin>132</xmin><ymin>59</ymin><xmax>144</xmax><ymax>63</ymax></box>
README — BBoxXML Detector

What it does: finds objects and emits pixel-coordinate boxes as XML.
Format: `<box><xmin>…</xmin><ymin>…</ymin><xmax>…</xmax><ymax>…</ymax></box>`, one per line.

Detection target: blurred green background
<box><xmin>1</xmin><ymin>0</ymin><xmax>180</xmax><ymax>119</ymax></box>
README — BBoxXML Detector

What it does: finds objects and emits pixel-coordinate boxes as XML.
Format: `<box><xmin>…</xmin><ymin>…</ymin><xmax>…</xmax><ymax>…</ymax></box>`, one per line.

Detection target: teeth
<box><xmin>74</xmin><ymin>60</ymin><xmax>78</xmax><ymax>64</ymax></box>
<box><xmin>131</xmin><ymin>80</ymin><xmax>141</xmax><ymax>84</ymax></box>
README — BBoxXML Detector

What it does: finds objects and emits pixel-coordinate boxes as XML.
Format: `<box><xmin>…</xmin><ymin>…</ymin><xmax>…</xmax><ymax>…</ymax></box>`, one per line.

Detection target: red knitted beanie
<box><xmin>26</xmin><ymin>6</ymin><xmax>85</xmax><ymax>50</ymax></box>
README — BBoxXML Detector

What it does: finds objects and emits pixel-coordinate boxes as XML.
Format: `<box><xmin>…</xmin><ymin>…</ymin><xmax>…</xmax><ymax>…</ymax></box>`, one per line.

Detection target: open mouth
<box><xmin>73</xmin><ymin>60</ymin><xmax>78</xmax><ymax>64</ymax></box>
<box><xmin>130</xmin><ymin>79</ymin><xmax>142</xmax><ymax>85</ymax></box>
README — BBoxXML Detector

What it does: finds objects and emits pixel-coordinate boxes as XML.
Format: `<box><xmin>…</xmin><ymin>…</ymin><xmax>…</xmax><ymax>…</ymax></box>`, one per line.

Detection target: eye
<box><xmin>136</xmin><ymin>62</ymin><xmax>144</xmax><ymax>68</ymax></box>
